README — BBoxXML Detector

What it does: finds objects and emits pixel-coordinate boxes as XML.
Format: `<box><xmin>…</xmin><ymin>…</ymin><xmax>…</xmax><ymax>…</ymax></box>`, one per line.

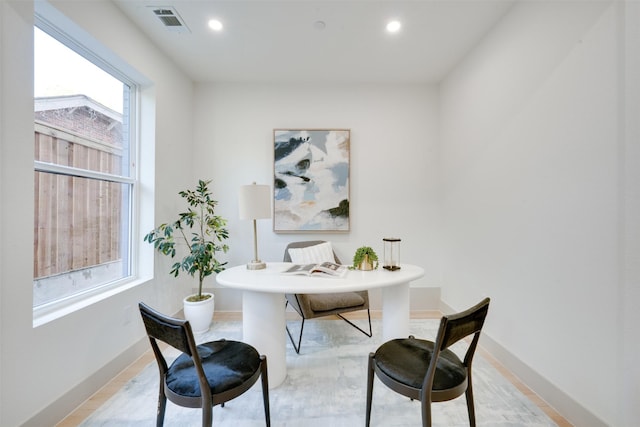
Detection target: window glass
<box><xmin>34</xmin><ymin>26</ymin><xmax>135</xmax><ymax>307</ymax></box>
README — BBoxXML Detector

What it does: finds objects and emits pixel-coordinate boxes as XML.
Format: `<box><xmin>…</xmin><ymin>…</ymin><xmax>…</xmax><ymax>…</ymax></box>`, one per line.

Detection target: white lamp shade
<box><xmin>239</xmin><ymin>183</ymin><xmax>271</xmax><ymax>220</ymax></box>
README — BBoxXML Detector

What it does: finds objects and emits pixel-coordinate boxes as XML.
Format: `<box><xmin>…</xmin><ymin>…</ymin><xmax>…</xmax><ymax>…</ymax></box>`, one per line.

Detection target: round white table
<box><xmin>216</xmin><ymin>262</ymin><xmax>425</xmax><ymax>387</ymax></box>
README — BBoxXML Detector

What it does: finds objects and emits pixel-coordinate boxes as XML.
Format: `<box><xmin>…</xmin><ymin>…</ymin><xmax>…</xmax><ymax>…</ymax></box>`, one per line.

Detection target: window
<box><xmin>33</xmin><ymin>24</ymin><xmax>137</xmax><ymax>309</ymax></box>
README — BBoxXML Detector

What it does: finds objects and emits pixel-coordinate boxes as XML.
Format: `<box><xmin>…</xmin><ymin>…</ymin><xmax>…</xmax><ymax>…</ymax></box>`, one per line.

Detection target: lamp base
<box><xmin>246</xmin><ymin>260</ymin><xmax>266</xmax><ymax>270</ymax></box>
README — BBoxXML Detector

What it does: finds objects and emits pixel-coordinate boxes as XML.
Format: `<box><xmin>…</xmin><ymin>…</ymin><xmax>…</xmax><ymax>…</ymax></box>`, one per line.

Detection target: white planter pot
<box><xmin>183</xmin><ymin>292</ymin><xmax>215</xmax><ymax>334</ymax></box>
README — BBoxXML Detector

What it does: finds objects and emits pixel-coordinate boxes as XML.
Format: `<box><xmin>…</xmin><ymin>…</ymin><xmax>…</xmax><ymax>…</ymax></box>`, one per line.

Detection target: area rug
<box><xmin>79</xmin><ymin>319</ymin><xmax>557</xmax><ymax>426</ymax></box>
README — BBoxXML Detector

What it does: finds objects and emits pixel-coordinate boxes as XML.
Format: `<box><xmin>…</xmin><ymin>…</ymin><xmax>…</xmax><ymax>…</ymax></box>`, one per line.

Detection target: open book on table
<box><xmin>283</xmin><ymin>261</ymin><xmax>348</xmax><ymax>278</ymax></box>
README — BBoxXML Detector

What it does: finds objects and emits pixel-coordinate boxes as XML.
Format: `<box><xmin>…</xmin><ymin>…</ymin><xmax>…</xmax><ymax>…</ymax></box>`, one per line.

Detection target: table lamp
<box><xmin>239</xmin><ymin>182</ymin><xmax>271</xmax><ymax>270</ymax></box>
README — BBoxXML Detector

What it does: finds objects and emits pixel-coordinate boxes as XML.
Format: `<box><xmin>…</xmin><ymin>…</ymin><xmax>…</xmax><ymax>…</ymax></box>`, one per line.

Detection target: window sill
<box><xmin>33</xmin><ymin>275</ymin><xmax>152</xmax><ymax>328</ymax></box>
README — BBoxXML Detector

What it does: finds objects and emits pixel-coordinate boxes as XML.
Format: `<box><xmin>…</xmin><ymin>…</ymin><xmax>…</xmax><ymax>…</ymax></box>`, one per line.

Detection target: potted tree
<box><xmin>144</xmin><ymin>179</ymin><xmax>229</xmax><ymax>333</ymax></box>
<box><xmin>352</xmin><ymin>246</ymin><xmax>379</xmax><ymax>271</ymax></box>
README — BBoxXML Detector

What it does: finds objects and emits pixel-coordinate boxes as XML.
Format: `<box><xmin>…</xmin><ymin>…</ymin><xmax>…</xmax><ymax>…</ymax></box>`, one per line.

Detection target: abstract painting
<box><xmin>274</xmin><ymin>129</ymin><xmax>350</xmax><ymax>232</ymax></box>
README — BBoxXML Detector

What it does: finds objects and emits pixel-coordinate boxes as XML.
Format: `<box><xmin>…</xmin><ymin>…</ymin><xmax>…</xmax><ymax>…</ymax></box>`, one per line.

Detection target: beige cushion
<box><xmin>308</xmin><ymin>292</ymin><xmax>365</xmax><ymax>312</ymax></box>
<box><xmin>288</xmin><ymin>241</ymin><xmax>335</xmax><ymax>264</ymax></box>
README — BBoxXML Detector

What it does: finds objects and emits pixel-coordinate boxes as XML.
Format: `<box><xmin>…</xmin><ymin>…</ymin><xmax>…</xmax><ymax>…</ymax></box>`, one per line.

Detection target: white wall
<box><xmin>619</xmin><ymin>2</ymin><xmax>640</xmax><ymax>424</ymax></box>
<box><xmin>440</xmin><ymin>1</ymin><xmax>635</xmax><ymax>425</ymax></box>
<box><xmin>0</xmin><ymin>1</ymin><xmax>195</xmax><ymax>425</ymax></box>
<box><xmin>192</xmin><ymin>83</ymin><xmax>440</xmax><ymax>309</ymax></box>
<box><xmin>2</xmin><ymin>1</ymin><xmax>639</xmax><ymax>426</ymax></box>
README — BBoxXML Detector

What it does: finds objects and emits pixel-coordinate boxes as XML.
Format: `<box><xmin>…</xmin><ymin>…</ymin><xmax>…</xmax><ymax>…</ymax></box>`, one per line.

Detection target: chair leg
<box><xmin>366</xmin><ymin>352</ymin><xmax>375</xmax><ymax>427</ymax></box>
<box><xmin>202</xmin><ymin>405</ymin><xmax>212</xmax><ymax>427</ymax></box>
<box><xmin>285</xmin><ymin>299</ymin><xmax>306</xmax><ymax>354</ymax></box>
<box><xmin>260</xmin><ymin>356</ymin><xmax>271</xmax><ymax>427</ymax></box>
<box><xmin>337</xmin><ymin>308</ymin><xmax>373</xmax><ymax>338</ymax></box>
<box><xmin>156</xmin><ymin>383</ymin><xmax>167</xmax><ymax>427</ymax></box>
<box><xmin>465</xmin><ymin>374</ymin><xmax>476</xmax><ymax>427</ymax></box>
<box><xmin>286</xmin><ymin>309</ymin><xmax>371</xmax><ymax>354</ymax></box>
<box><xmin>285</xmin><ymin>317</ymin><xmax>305</xmax><ymax>354</ymax></box>
<box><xmin>420</xmin><ymin>398</ymin><xmax>433</xmax><ymax>427</ymax></box>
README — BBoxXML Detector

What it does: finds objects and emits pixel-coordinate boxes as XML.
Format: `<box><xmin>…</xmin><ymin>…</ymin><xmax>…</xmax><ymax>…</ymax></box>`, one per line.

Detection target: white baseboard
<box><xmin>440</xmin><ymin>301</ymin><xmax>607</xmax><ymax>427</ymax></box>
<box><xmin>480</xmin><ymin>333</ymin><xmax>607</xmax><ymax>427</ymax></box>
<box><xmin>24</xmin><ymin>337</ymin><xmax>149</xmax><ymax>427</ymax></box>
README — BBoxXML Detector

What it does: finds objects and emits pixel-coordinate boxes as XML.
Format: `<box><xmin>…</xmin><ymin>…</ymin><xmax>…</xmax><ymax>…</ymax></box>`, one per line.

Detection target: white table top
<box><xmin>216</xmin><ymin>262</ymin><xmax>425</xmax><ymax>293</ymax></box>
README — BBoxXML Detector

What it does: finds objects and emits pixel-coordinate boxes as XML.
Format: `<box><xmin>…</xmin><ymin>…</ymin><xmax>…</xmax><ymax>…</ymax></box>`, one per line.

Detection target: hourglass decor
<box><xmin>383</xmin><ymin>238</ymin><xmax>401</xmax><ymax>271</ymax></box>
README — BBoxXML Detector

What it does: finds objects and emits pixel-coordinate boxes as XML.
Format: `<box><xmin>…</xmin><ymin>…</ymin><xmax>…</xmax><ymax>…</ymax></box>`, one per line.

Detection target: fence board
<box><xmin>34</xmin><ymin>126</ymin><xmax>123</xmax><ymax>279</ymax></box>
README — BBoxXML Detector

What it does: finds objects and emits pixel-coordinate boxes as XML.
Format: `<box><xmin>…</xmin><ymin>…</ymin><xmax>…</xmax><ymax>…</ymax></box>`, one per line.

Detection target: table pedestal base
<box><xmin>242</xmin><ymin>291</ymin><xmax>286</xmax><ymax>388</ymax></box>
<box><xmin>382</xmin><ymin>282</ymin><xmax>410</xmax><ymax>341</ymax></box>
<box><xmin>241</xmin><ymin>283</ymin><xmax>411</xmax><ymax>388</ymax></box>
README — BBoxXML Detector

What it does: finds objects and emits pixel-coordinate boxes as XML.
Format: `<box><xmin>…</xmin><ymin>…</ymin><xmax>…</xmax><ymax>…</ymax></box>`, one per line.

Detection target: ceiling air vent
<box><xmin>150</xmin><ymin>7</ymin><xmax>190</xmax><ymax>33</ymax></box>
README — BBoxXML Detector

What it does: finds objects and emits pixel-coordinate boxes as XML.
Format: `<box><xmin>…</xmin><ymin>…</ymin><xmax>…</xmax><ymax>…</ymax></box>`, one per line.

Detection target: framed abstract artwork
<box><xmin>273</xmin><ymin>129</ymin><xmax>350</xmax><ymax>232</ymax></box>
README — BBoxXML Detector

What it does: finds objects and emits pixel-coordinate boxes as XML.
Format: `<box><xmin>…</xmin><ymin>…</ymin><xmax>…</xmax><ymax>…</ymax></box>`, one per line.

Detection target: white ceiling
<box><xmin>114</xmin><ymin>0</ymin><xmax>514</xmax><ymax>84</ymax></box>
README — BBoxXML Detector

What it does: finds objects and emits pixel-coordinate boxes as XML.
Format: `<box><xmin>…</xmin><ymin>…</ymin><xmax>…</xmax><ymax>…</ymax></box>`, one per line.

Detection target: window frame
<box><xmin>33</xmin><ymin>13</ymin><xmax>143</xmax><ymax>323</ymax></box>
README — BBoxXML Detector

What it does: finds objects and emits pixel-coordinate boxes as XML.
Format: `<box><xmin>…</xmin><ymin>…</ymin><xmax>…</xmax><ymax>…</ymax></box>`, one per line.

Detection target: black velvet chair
<box><xmin>284</xmin><ymin>240</ymin><xmax>372</xmax><ymax>354</ymax></box>
<box><xmin>366</xmin><ymin>298</ymin><xmax>490</xmax><ymax>427</ymax></box>
<box><xmin>139</xmin><ymin>302</ymin><xmax>270</xmax><ymax>427</ymax></box>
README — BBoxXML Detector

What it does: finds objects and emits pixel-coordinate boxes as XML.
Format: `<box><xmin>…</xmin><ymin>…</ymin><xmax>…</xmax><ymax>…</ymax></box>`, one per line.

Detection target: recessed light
<box><xmin>386</xmin><ymin>20</ymin><xmax>401</xmax><ymax>33</ymax></box>
<box><xmin>208</xmin><ymin>19</ymin><xmax>223</xmax><ymax>31</ymax></box>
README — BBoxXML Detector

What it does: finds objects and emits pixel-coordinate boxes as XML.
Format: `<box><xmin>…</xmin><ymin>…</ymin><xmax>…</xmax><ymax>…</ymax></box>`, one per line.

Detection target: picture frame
<box><xmin>273</xmin><ymin>129</ymin><xmax>350</xmax><ymax>232</ymax></box>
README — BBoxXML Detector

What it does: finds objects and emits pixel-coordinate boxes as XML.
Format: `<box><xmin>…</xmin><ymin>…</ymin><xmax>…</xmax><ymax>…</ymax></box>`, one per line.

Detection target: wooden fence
<box><xmin>34</xmin><ymin>122</ymin><xmax>123</xmax><ymax>279</ymax></box>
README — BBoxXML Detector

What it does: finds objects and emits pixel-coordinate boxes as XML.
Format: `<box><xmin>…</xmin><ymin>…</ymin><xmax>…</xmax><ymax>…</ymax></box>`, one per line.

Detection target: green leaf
<box><xmin>143</xmin><ymin>179</ymin><xmax>230</xmax><ymax>296</ymax></box>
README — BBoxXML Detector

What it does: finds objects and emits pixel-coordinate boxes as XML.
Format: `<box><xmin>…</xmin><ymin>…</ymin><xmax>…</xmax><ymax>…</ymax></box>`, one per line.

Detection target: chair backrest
<box><xmin>438</xmin><ymin>297</ymin><xmax>490</xmax><ymax>352</ymax></box>
<box><xmin>283</xmin><ymin>240</ymin><xmax>342</xmax><ymax>264</ymax></box>
<box><xmin>139</xmin><ymin>302</ymin><xmax>197</xmax><ymax>357</ymax></box>
<box><xmin>430</xmin><ymin>297</ymin><xmax>490</xmax><ymax>374</ymax></box>
<box><xmin>422</xmin><ymin>298</ymin><xmax>490</xmax><ymax>394</ymax></box>
<box><xmin>139</xmin><ymin>302</ymin><xmax>214</xmax><ymax>411</ymax></box>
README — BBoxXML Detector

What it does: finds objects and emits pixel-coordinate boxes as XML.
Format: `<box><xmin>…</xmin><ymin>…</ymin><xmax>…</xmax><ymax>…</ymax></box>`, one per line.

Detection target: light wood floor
<box><xmin>57</xmin><ymin>311</ymin><xmax>572</xmax><ymax>427</ymax></box>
